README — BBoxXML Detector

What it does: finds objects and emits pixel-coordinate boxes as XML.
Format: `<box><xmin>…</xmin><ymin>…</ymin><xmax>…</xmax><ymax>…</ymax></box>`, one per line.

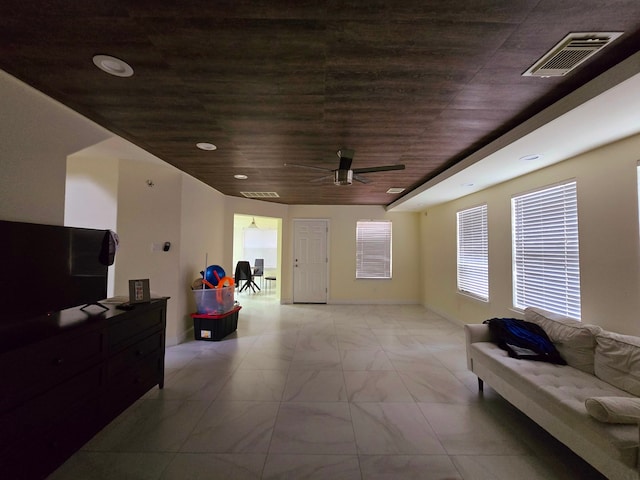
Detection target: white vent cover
<box><xmin>386</xmin><ymin>187</ymin><xmax>405</xmax><ymax>194</ymax></box>
<box><xmin>523</xmin><ymin>32</ymin><xmax>623</xmax><ymax>77</ymax></box>
<box><xmin>240</xmin><ymin>191</ymin><xmax>280</xmax><ymax>198</ymax></box>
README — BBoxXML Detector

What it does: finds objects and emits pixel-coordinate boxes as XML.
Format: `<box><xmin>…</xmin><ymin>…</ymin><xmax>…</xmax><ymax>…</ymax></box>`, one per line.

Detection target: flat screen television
<box><xmin>0</xmin><ymin>220</ymin><xmax>109</xmax><ymax>322</ymax></box>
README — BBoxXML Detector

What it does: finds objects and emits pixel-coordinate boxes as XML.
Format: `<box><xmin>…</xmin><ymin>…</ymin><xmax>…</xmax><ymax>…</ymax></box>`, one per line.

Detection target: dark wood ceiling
<box><xmin>2</xmin><ymin>1</ymin><xmax>640</xmax><ymax>206</ymax></box>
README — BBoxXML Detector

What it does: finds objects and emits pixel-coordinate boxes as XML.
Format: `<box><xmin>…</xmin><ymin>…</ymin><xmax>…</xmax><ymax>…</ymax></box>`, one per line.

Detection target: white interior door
<box><xmin>293</xmin><ymin>219</ymin><xmax>328</xmax><ymax>303</ymax></box>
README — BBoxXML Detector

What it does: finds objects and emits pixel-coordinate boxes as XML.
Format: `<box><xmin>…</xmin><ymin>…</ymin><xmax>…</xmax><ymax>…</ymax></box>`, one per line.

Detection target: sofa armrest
<box><xmin>464</xmin><ymin>323</ymin><xmax>492</xmax><ymax>344</ymax></box>
<box><xmin>464</xmin><ymin>323</ymin><xmax>492</xmax><ymax>371</ymax></box>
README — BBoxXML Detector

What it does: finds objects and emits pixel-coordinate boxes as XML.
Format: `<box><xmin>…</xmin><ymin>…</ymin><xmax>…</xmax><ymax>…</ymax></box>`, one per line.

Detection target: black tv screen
<box><xmin>0</xmin><ymin>220</ymin><xmax>109</xmax><ymax>322</ymax></box>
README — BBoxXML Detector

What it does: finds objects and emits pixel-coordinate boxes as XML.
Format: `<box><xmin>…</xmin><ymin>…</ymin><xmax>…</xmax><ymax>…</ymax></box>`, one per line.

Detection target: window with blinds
<box><xmin>512</xmin><ymin>180</ymin><xmax>581</xmax><ymax>319</ymax></box>
<box><xmin>356</xmin><ymin>220</ymin><xmax>392</xmax><ymax>279</ymax></box>
<box><xmin>457</xmin><ymin>204</ymin><xmax>489</xmax><ymax>300</ymax></box>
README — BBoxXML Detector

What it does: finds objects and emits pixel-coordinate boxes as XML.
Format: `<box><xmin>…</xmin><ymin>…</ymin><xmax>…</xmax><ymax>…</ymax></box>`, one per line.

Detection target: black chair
<box><xmin>234</xmin><ymin>261</ymin><xmax>260</xmax><ymax>293</ymax></box>
<box><xmin>253</xmin><ymin>258</ymin><xmax>264</xmax><ymax>288</ymax></box>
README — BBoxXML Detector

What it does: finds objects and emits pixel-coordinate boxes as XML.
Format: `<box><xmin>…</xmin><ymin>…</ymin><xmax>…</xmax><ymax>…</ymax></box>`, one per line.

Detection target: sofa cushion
<box><xmin>470</xmin><ymin>342</ymin><xmax>639</xmax><ymax>469</ymax></box>
<box><xmin>595</xmin><ymin>330</ymin><xmax>640</xmax><ymax>396</ymax></box>
<box><xmin>524</xmin><ymin>307</ymin><xmax>601</xmax><ymax>374</ymax></box>
<box><xmin>585</xmin><ymin>397</ymin><xmax>640</xmax><ymax>424</ymax></box>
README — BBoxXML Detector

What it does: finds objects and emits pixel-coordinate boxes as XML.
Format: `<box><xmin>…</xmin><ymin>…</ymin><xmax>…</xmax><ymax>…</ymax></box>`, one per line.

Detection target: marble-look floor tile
<box><xmin>181</xmin><ymin>400</ymin><xmax>280</xmax><ymax>453</ymax></box>
<box><xmin>350</xmin><ymin>402</ymin><xmax>445</xmax><ymax>455</ymax></box>
<box><xmin>282</xmin><ymin>370</ymin><xmax>347</xmax><ymax>402</ymax></box>
<box><xmin>50</xmin><ymin>298</ymin><xmax>606</xmax><ymax>480</ymax></box>
<box><xmin>262</xmin><ymin>454</ymin><xmax>361</xmax><ymax>480</ymax></box>
<box><xmin>160</xmin><ymin>453</ymin><xmax>265</xmax><ymax>480</ymax></box>
<box><xmin>216</xmin><ymin>369</ymin><xmax>287</xmax><ymax>401</ymax></box>
<box><xmin>344</xmin><ymin>371</ymin><xmax>414</xmax><ymax>402</ymax></box>
<box><xmin>385</xmin><ymin>349</ymin><xmax>444</xmax><ymax>371</ymax></box>
<box><xmin>290</xmin><ymin>348</ymin><xmax>342</xmax><ymax>370</ymax></box>
<box><xmin>422</xmin><ymin>344</ymin><xmax>469</xmax><ymax>370</ymax></box>
<box><xmin>418</xmin><ymin>403</ymin><xmax>529</xmax><ymax>455</ymax></box>
<box><xmin>451</xmin><ymin>454</ymin><xmax>587</xmax><ymax>480</ymax></box>
<box><xmin>399</xmin><ymin>368</ymin><xmax>476</xmax><ymax>404</ymax></box>
<box><xmin>84</xmin><ymin>399</ymin><xmax>209</xmax><ymax>453</ymax></box>
<box><xmin>269</xmin><ymin>402</ymin><xmax>357</xmax><ymax>454</ymax></box>
<box><xmin>238</xmin><ymin>348</ymin><xmax>293</xmax><ymax>370</ymax></box>
<box><xmin>295</xmin><ymin>331</ymin><xmax>339</xmax><ymax>351</ymax></box>
<box><xmin>359</xmin><ymin>454</ymin><xmax>463</xmax><ymax>480</ymax></box>
<box><xmin>48</xmin><ymin>452</ymin><xmax>173</xmax><ymax>480</ymax></box>
<box><xmin>340</xmin><ymin>349</ymin><xmax>394</xmax><ymax>371</ymax></box>
<box><xmin>163</xmin><ymin>349</ymin><xmax>199</xmax><ymax>370</ymax></box>
<box><xmin>252</xmin><ymin>332</ymin><xmax>299</xmax><ymax>351</ymax></box>
<box><xmin>337</xmin><ymin>330</ymin><xmax>382</xmax><ymax>350</ymax></box>
<box><xmin>375</xmin><ymin>334</ymin><xmax>425</xmax><ymax>350</ymax></box>
<box><xmin>144</xmin><ymin>365</ymin><xmax>231</xmax><ymax>400</ymax></box>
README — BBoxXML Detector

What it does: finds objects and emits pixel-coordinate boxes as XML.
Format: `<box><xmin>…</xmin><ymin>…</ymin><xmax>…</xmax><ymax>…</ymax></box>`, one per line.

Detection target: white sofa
<box><xmin>465</xmin><ymin>307</ymin><xmax>640</xmax><ymax>480</ymax></box>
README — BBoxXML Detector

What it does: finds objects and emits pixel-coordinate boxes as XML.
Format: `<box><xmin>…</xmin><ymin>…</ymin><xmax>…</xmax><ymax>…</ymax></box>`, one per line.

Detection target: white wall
<box><xmin>0</xmin><ymin>70</ymin><xmax>111</xmax><ymax>224</ymax></box>
<box><xmin>420</xmin><ymin>133</ymin><xmax>640</xmax><ymax>336</ymax></box>
<box><xmin>65</xmin><ymin>154</ymin><xmax>119</xmax><ymax>295</ymax></box>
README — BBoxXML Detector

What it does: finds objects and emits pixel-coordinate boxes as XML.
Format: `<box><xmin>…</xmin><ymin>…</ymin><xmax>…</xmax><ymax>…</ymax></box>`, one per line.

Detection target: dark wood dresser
<box><xmin>0</xmin><ymin>298</ymin><xmax>167</xmax><ymax>480</ymax></box>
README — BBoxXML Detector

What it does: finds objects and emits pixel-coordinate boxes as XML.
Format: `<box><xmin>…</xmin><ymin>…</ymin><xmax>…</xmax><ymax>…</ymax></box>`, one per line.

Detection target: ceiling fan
<box><xmin>284</xmin><ymin>148</ymin><xmax>405</xmax><ymax>186</ymax></box>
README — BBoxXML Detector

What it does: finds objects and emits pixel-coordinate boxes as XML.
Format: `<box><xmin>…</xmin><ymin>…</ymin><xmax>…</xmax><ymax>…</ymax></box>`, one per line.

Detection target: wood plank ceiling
<box><xmin>1</xmin><ymin>1</ymin><xmax>640</xmax><ymax>206</ymax></box>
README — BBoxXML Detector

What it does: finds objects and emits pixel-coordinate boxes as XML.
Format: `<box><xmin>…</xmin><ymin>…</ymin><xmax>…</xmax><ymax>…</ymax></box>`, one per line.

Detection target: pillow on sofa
<box><xmin>594</xmin><ymin>330</ymin><xmax>640</xmax><ymax>396</ymax></box>
<box><xmin>585</xmin><ymin>396</ymin><xmax>640</xmax><ymax>424</ymax></box>
<box><xmin>524</xmin><ymin>307</ymin><xmax>601</xmax><ymax>374</ymax></box>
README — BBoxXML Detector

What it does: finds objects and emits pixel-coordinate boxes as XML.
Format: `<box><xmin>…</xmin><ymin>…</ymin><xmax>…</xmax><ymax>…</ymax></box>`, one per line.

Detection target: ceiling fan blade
<box><xmin>352</xmin><ymin>164</ymin><xmax>405</xmax><ymax>174</ymax></box>
<box><xmin>353</xmin><ymin>174</ymin><xmax>371</xmax><ymax>184</ymax></box>
<box><xmin>284</xmin><ymin>163</ymin><xmax>333</xmax><ymax>173</ymax></box>
<box><xmin>309</xmin><ymin>174</ymin><xmax>334</xmax><ymax>183</ymax></box>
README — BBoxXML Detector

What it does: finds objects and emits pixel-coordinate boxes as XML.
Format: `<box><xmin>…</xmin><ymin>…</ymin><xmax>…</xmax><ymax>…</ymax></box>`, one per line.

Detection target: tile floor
<box><xmin>49</xmin><ymin>294</ymin><xmax>606</xmax><ymax>479</ymax></box>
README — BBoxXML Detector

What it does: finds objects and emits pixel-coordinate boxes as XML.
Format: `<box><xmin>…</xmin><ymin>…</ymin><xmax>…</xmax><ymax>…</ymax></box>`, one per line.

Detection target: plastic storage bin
<box><xmin>193</xmin><ymin>285</ymin><xmax>235</xmax><ymax>315</ymax></box>
<box><xmin>191</xmin><ymin>306</ymin><xmax>241</xmax><ymax>341</ymax></box>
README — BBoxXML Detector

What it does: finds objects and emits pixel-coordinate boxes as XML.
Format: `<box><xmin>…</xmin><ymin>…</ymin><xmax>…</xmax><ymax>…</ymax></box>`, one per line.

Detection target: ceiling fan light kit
<box><xmin>334</xmin><ymin>169</ymin><xmax>353</xmax><ymax>186</ymax></box>
<box><xmin>285</xmin><ymin>148</ymin><xmax>405</xmax><ymax>187</ymax></box>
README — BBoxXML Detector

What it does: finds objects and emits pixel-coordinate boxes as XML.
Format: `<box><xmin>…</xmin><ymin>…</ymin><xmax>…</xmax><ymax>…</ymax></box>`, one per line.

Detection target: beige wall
<box><xmin>286</xmin><ymin>205</ymin><xmax>422</xmax><ymax>304</ymax></box>
<box><xmin>65</xmin><ymin>154</ymin><xmax>119</xmax><ymax>296</ymax></box>
<box><xmin>0</xmin><ymin>70</ymin><xmax>111</xmax><ymax>224</ymax></box>
<box><xmin>114</xmin><ymin>161</ymin><xmax>184</xmax><ymax>343</ymax></box>
<box><xmin>421</xmin><ymin>133</ymin><xmax>640</xmax><ymax>336</ymax></box>
<box><xmin>179</xmin><ymin>174</ymin><xmax>227</xmax><ymax>344</ymax></box>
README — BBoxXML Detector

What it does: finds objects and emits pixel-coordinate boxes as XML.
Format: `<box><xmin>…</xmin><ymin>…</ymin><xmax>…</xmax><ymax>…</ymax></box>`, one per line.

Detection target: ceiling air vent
<box><xmin>523</xmin><ymin>32</ymin><xmax>623</xmax><ymax>77</ymax></box>
<box><xmin>240</xmin><ymin>191</ymin><xmax>280</xmax><ymax>199</ymax></box>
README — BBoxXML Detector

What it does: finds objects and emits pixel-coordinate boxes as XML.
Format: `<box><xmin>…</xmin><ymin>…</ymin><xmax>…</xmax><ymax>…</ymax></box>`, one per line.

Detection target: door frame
<box><xmin>292</xmin><ymin>218</ymin><xmax>329</xmax><ymax>304</ymax></box>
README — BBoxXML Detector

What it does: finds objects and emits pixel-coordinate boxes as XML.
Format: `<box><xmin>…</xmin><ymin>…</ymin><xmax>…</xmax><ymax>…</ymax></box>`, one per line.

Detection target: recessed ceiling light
<box><xmin>386</xmin><ymin>188</ymin><xmax>405</xmax><ymax>194</ymax></box>
<box><xmin>519</xmin><ymin>154</ymin><xmax>543</xmax><ymax>161</ymax></box>
<box><xmin>196</xmin><ymin>142</ymin><xmax>217</xmax><ymax>151</ymax></box>
<box><xmin>234</xmin><ymin>174</ymin><xmax>248</xmax><ymax>180</ymax></box>
<box><xmin>92</xmin><ymin>55</ymin><xmax>134</xmax><ymax>77</ymax></box>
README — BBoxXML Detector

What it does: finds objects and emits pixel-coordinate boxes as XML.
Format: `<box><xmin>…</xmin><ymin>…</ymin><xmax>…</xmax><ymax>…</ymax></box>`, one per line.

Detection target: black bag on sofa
<box><xmin>483</xmin><ymin>317</ymin><xmax>566</xmax><ymax>365</ymax></box>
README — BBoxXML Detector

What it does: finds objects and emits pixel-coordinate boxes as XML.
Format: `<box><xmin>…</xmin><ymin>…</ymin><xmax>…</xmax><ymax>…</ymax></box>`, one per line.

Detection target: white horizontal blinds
<box><xmin>457</xmin><ymin>204</ymin><xmax>489</xmax><ymax>300</ymax></box>
<box><xmin>512</xmin><ymin>181</ymin><xmax>581</xmax><ymax>318</ymax></box>
<box><xmin>356</xmin><ymin>220</ymin><xmax>392</xmax><ymax>279</ymax></box>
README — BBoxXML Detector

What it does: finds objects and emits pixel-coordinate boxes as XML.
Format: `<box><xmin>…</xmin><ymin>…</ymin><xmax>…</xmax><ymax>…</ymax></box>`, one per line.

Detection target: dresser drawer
<box><xmin>103</xmin><ymin>351</ymin><xmax>163</xmax><ymax>419</ymax></box>
<box><xmin>107</xmin><ymin>331</ymin><xmax>163</xmax><ymax>378</ymax></box>
<box><xmin>0</xmin><ymin>365</ymin><xmax>102</xmax><ymax>453</ymax></box>
<box><xmin>108</xmin><ymin>305</ymin><xmax>164</xmax><ymax>350</ymax></box>
<box><xmin>0</xmin><ymin>398</ymin><xmax>101</xmax><ymax>480</ymax></box>
<box><xmin>0</xmin><ymin>329</ymin><xmax>103</xmax><ymax>412</ymax></box>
